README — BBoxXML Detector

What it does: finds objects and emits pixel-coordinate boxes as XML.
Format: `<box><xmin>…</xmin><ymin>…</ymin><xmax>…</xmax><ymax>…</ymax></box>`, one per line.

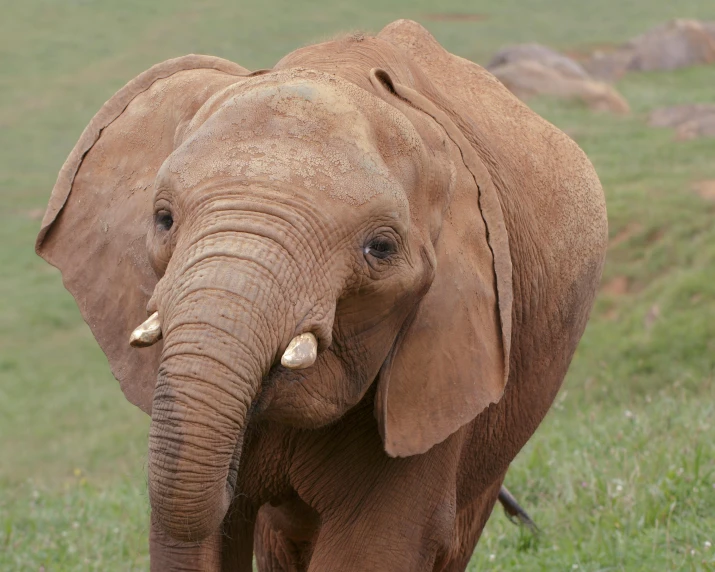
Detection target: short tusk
<box><xmin>281</xmin><ymin>332</ymin><xmax>318</xmax><ymax>370</ymax></box>
<box><xmin>129</xmin><ymin>312</ymin><xmax>162</xmax><ymax>348</ymax></box>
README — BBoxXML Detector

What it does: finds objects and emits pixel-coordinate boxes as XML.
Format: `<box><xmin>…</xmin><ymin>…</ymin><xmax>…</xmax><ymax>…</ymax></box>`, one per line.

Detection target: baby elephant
<box><xmin>37</xmin><ymin>19</ymin><xmax>607</xmax><ymax>572</ymax></box>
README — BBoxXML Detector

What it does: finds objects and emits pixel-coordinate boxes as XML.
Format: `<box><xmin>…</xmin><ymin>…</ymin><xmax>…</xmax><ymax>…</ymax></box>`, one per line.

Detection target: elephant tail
<box><xmin>498</xmin><ymin>486</ymin><xmax>538</xmax><ymax>532</ymax></box>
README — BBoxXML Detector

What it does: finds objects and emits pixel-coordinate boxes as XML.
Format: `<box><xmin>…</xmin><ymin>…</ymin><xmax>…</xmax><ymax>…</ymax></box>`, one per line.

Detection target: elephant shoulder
<box><xmin>379</xmin><ymin>19</ymin><xmax>608</xmax><ymax>284</ymax></box>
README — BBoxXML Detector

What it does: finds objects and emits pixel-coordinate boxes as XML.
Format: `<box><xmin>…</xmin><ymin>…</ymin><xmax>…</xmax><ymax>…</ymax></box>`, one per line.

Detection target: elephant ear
<box><xmin>36</xmin><ymin>55</ymin><xmax>248</xmax><ymax>414</ymax></box>
<box><xmin>370</xmin><ymin>41</ymin><xmax>513</xmax><ymax>457</ymax></box>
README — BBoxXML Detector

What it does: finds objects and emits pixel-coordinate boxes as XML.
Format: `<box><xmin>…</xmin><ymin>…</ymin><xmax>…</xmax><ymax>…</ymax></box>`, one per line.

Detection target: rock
<box><xmin>649</xmin><ymin>104</ymin><xmax>715</xmax><ymax>140</ymax></box>
<box><xmin>582</xmin><ymin>49</ymin><xmax>633</xmax><ymax>82</ymax></box>
<box><xmin>487</xmin><ymin>43</ymin><xmax>591</xmax><ymax>79</ymax></box>
<box><xmin>486</xmin><ymin>43</ymin><xmax>630</xmax><ymax>113</ymax></box>
<box><xmin>674</xmin><ymin>115</ymin><xmax>715</xmax><ymax>141</ymax></box>
<box><xmin>602</xmin><ymin>276</ymin><xmax>629</xmax><ymax>296</ymax></box>
<box><xmin>649</xmin><ymin>104</ymin><xmax>715</xmax><ymax>127</ymax></box>
<box><xmin>489</xmin><ymin>59</ymin><xmax>630</xmax><ymax>114</ymax></box>
<box><xmin>584</xmin><ymin>19</ymin><xmax>715</xmax><ymax>81</ymax></box>
<box><xmin>627</xmin><ymin>19</ymin><xmax>715</xmax><ymax>71</ymax></box>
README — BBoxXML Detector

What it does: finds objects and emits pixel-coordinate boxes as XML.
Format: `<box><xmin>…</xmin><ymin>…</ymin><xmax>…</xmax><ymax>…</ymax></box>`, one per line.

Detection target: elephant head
<box><xmin>37</xmin><ymin>42</ymin><xmax>513</xmax><ymax>542</ymax></box>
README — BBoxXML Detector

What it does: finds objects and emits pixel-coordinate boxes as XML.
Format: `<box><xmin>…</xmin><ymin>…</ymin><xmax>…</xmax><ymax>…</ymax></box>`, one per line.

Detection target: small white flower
<box><xmin>624</xmin><ymin>410</ymin><xmax>634</xmax><ymax>419</ymax></box>
<box><xmin>572</xmin><ymin>565</ymin><xmax>579</xmax><ymax>570</ymax></box>
<box><xmin>616</xmin><ymin>484</ymin><xmax>623</xmax><ymax>493</ymax></box>
<box><xmin>72</xmin><ymin>521</ymin><xmax>79</xmax><ymax>529</ymax></box>
<box><xmin>489</xmin><ymin>554</ymin><xmax>496</xmax><ymax>562</ymax></box>
<box><xmin>705</xmin><ymin>540</ymin><xmax>712</xmax><ymax>549</ymax></box>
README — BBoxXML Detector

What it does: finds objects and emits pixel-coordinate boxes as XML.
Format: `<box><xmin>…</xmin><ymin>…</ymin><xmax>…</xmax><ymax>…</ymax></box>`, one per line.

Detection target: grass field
<box><xmin>1</xmin><ymin>1</ymin><xmax>715</xmax><ymax>570</ymax></box>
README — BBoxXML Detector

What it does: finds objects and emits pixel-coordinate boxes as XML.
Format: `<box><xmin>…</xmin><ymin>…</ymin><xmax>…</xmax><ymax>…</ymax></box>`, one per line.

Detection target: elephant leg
<box><xmin>305</xmin><ymin>472</ymin><xmax>457</xmax><ymax>570</ymax></box>
<box><xmin>254</xmin><ymin>510</ymin><xmax>304</xmax><ymax>572</ymax></box>
<box><xmin>434</xmin><ymin>473</ymin><xmax>506</xmax><ymax>572</ymax></box>
<box><xmin>254</xmin><ymin>497</ymin><xmax>319</xmax><ymax>572</ymax></box>
<box><xmin>220</xmin><ymin>498</ymin><xmax>257</xmax><ymax>572</ymax></box>
<box><xmin>150</xmin><ymin>512</ymin><xmax>222</xmax><ymax>572</ymax></box>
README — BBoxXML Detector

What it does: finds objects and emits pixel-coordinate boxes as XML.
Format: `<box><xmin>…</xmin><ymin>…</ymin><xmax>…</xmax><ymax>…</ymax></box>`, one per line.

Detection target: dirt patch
<box><xmin>649</xmin><ymin>104</ymin><xmax>715</xmax><ymax>140</ymax></box>
<box><xmin>603</xmin><ymin>307</ymin><xmax>619</xmax><ymax>321</ymax></box>
<box><xmin>609</xmin><ymin>223</ymin><xmax>642</xmax><ymax>248</ymax></box>
<box><xmin>582</xmin><ymin>19</ymin><xmax>715</xmax><ymax>81</ymax></box>
<box><xmin>423</xmin><ymin>13</ymin><xmax>486</xmax><ymax>22</ymax></box>
<box><xmin>693</xmin><ymin>180</ymin><xmax>715</xmax><ymax>201</ymax></box>
<box><xmin>645</xmin><ymin>227</ymin><xmax>666</xmax><ymax>246</ymax></box>
<box><xmin>602</xmin><ymin>276</ymin><xmax>629</xmax><ymax>296</ymax></box>
<box><xmin>25</xmin><ymin>208</ymin><xmax>45</xmax><ymax>221</ymax></box>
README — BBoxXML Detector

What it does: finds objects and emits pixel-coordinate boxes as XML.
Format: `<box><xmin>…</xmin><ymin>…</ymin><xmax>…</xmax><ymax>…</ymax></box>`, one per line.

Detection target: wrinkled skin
<box><xmin>36</xmin><ymin>21</ymin><xmax>607</xmax><ymax>572</ymax></box>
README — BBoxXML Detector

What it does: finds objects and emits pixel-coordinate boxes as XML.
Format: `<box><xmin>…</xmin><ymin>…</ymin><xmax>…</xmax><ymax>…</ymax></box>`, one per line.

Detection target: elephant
<box><xmin>36</xmin><ymin>19</ymin><xmax>607</xmax><ymax>571</ymax></box>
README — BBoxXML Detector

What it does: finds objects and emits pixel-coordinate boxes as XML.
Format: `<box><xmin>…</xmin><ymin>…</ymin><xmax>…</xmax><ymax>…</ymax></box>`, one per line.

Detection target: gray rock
<box><xmin>489</xmin><ymin>59</ymin><xmax>630</xmax><ymax>114</ymax></box>
<box><xmin>487</xmin><ymin>43</ymin><xmax>590</xmax><ymax>80</ymax></box>
<box><xmin>649</xmin><ymin>104</ymin><xmax>715</xmax><ymax>140</ymax></box>
<box><xmin>584</xmin><ymin>19</ymin><xmax>715</xmax><ymax>81</ymax></box>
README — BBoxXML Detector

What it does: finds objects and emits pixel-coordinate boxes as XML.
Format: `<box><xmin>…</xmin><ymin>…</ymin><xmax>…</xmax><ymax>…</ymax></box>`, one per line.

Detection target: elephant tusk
<box><xmin>129</xmin><ymin>312</ymin><xmax>163</xmax><ymax>348</ymax></box>
<box><xmin>281</xmin><ymin>332</ymin><xmax>318</xmax><ymax>369</ymax></box>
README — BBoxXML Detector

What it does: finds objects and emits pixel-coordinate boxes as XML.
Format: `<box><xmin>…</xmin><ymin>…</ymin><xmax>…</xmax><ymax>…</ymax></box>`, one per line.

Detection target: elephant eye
<box><xmin>155</xmin><ymin>210</ymin><xmax>174</xmax><ymax>231</ymax></box>
<box><xmin>364</xmin><ymin>236</ymin><xmax>397</xmax><ymax>260</ymax></box>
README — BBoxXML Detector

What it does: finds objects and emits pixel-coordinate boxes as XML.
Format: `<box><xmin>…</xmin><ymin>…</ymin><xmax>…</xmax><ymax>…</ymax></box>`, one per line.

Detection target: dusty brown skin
<box><xmin>37</xmin><ymin>20</ymin><xmax>607</xmax><ymax>571</ymax></box>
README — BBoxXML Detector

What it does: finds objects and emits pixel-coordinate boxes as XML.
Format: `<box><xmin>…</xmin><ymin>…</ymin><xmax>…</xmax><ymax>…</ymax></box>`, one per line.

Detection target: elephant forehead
<box><xmin>164</xmin><ymin>74</ymin><xmax>420</xmax><ymax>208</ymax></box>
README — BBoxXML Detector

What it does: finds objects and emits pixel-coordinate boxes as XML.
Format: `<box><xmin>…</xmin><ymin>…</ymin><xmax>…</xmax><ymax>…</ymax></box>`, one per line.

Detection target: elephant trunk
<box><xmin>147</xmin><ymin>241</ymin><xmax>308</xmax><ymax>542</ymax></box>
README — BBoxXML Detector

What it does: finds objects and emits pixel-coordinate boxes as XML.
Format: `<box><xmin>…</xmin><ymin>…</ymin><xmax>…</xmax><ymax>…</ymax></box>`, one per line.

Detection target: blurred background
<box><xmin>1</xmin><ymin>1</ymin><xmax>714</xmax><ymax>569</ymax></box>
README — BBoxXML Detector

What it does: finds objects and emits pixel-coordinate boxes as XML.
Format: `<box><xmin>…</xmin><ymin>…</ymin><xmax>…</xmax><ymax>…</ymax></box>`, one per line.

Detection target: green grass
<box><xmin>1</xmin><ymin>478</ymin><xmax>149</xmax><ymax>571</ymax></box>
<box><xmin>2</xmin><ymin>1</ymin><xmax>715</xmax><ymax>570</ymax></box>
